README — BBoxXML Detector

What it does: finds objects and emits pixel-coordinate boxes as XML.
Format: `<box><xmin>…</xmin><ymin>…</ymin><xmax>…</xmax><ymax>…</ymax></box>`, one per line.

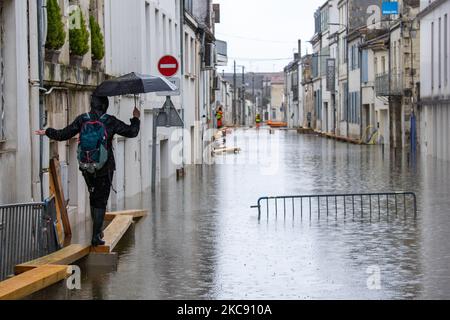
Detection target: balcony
<box><xmin>375</xmin><ymin>72</ymin><xmax>403</xmax><ymax>97</ymax></box>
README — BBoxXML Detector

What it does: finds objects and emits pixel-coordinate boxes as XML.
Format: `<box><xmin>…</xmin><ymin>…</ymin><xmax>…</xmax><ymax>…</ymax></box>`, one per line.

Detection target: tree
<box><xmin>90</xmin><ymin>16</ymin><xmax>105</xmax><ymax>61</ymax></box>
<box><xmin>69</xmin><ymin>7</ymin><xmax>90</xmax><ymax>56</ymax></box>
<box><xmin>45</xmin><ymin>0</ymin><xmax>66</xmax><ymax>50</ymax></box>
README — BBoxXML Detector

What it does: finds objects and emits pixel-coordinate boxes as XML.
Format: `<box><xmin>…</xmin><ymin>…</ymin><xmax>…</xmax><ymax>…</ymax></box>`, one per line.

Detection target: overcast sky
<box><xmin>214</xmin><ymin>0</ymin><xmax>324</xmax><ymax>73</ymax></box>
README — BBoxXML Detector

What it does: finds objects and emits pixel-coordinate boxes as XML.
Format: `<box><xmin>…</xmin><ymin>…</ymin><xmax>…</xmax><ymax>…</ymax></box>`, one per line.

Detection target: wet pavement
<box><xmin>31</xmin><ymin>128</ymin><xmax>450</xmax><ymax>299</ymax></box>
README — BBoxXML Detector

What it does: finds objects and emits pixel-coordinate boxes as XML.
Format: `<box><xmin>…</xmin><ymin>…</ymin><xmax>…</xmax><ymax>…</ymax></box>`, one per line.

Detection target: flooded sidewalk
<box><xmin>31</xmin><ymin>129</ymin><xmax>450</xmax><ymax>299</ymax></box>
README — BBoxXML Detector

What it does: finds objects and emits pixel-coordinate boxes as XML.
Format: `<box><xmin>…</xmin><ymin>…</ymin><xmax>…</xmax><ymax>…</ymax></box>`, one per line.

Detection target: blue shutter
<box><xmin>362</xmin><ymin>50</ymin><xmax>369</xmax><ymax>82</ymax></box>
<box><xmin>356</xmin><ymin>92</ymin><xmax>360</xmax><ymax>124</ymax></box>
<box><xmin>344</xmin><ymin>83</ymin><xmax>348</xmax><ymax>121</ymax></box>
<box><xmin>349</xmin><ymin>92</ymin><xmax>352</xmax><ymax>123</ymax></box>
<box><xmin>352</xmin><ymin>93</ymin><xmax>355</xmax><ymax>123</ymax></box>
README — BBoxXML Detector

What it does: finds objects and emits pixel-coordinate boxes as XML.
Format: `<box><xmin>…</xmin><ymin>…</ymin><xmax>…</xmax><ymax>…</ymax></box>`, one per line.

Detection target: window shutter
<box><xmin>362</xmin><ymin>50</ymin><xmax>369</xmax><ymax>82</ymax></box>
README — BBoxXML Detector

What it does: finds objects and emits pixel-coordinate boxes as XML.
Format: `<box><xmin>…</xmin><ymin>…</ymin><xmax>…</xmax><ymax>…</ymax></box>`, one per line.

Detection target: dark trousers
<box><xmin>82</xmin><ymin>170</ymin><xmax>114</xmax><ymax>210</ymax></box>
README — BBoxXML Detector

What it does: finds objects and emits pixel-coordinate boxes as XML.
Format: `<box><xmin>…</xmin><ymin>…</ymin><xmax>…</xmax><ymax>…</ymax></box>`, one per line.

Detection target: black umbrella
<box><xmin>93</xmin><ymin>72</ymin><xmax>177</xmax><ymax>97</ymax></box>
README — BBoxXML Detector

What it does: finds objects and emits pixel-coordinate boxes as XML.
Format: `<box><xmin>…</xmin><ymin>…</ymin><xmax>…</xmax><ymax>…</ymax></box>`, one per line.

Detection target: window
<box><xmin>320</xmin><ymin>47</ymin><xmax>330</xmax><ymax>76</ymax></box>
<box><xmin>362</xmin><ymin>50</ymin><xmax>369</xmax><ymax>82</ymax></box>
<box><xmin>349</xmin><ymin>44</ymin><xmax>359</xmax><ymax>70</ymax></box>
<box><xmin>393</xmin><ymin>41</ymin><xmax>397</xmax><ymax>72</ymax></box>
<box><xmin>169</xmin><ymin>19</ymin><xmax>173</xmax><ymax>55</ymax></box>
<box><xmin>314</xmin><ymin>9</ymin><xmax>321</xmax><ymax>34</ymax></box>
<box><xmin>445</xmin><ymin>14</ymin><xmax>448</xmax><ymax>86</ymax></box>
<box><xmin>374</xmin><ymin>57</ymin><xmax>378</xmax><ymax>76</ymax></box>
<box><xmin>312</xmin><ymin>54</ymin><xmax>319</xmax><ymax>78</ymax></box>
<box><xmin>348</xmin><ymin>91</ymin><xmax>360</xmax><ymax>124</ymax></box>
<box><xmin>184</xmin><ymin>0</ymin><xmax>193</xmax><ymax>14</ymax></box>
<box><xmin>145</xmin><ymin>3</ymin><xmax>151</xmax><ymax>73</ymax></box>
<box><xmin>162</xmin><ymin>14</ymin><xmax>167</xmax><ymax>54</ymax></box>
<box><xmin>321</xmin><ymin>7</ymin><xmax>329</xmax><ymax>32</ymax></box>
<box><xmin>155</xmin><ymin>9</ymin><xmax>160</xmax><ymax>57</ymax></box>
<box><xmin>184</xmin><ymin>33</ymin><xmax>189</xmax><ymax>74</ymax></box>
<box><xmin>432</xmin><ymin>21</ymin><xmax>434</xmax><ymax>90</ymax></box>
<box><xmin>439</xmin><ymin>17</ymin><xmax>442</xmax><ymax>88</ymax></box>
<box><xmin>315</xmin><ymin>89</ymin><xmax>322</xmax><ymax>120</ymax></box>
<box><xmin>174</xmin><ymin>23</ymin><xmax>179</xmax><ymax>54</ymax></box>
<box><xmin>190</xmin><ymin>37</ymin><xmax>195</xmax><ymax>74</ymax></box>
<box><xmin>344</xmin><ymin>38</ymin><xmax>348</xmax><ymax>63</ymax></box>
<box><xmin>342</xmin><ymin>82</ymin><xmax>348</xmax><ymax>121</ymax></box>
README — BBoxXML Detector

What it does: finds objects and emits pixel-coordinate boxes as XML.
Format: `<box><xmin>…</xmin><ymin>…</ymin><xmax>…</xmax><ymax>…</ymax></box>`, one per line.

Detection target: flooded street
<box><xmin>32</xmin><ymin>128</ymin><xmax>450</xmax><ymax>300</ymax></box>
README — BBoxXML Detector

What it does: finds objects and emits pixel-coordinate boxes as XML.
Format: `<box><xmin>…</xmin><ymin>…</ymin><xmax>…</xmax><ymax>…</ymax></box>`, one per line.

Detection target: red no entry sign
<box><xmin>158</xmin><ymin>55</ymin><xmax>179</xmax><ymax>77</ymax></box>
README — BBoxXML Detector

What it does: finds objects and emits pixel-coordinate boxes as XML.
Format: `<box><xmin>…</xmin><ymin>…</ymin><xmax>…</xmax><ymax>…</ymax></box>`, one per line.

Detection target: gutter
<box><xmin>37</xmin><ymin>0</ymin><xmax>45</xmax><ymax>201</ymax></box>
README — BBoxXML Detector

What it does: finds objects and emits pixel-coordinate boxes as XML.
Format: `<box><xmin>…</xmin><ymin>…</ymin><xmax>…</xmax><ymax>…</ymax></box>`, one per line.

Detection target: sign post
<box><xmin>158</xmin><ymin>55</ymin><xmax>179</xmax><ymax>77</ymax></box>
<box><xmin>152</xmin><ymin>55</ymin><xmax>183</xmax><ymax>192</ymax></box>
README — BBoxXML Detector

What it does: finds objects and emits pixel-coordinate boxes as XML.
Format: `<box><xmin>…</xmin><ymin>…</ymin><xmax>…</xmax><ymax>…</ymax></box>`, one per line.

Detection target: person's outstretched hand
<box><xmin>35</xmin><ymin>130</ymin><xmax>46</xmax><ymax>136</ymax></box>
<box><xmin>133</xmin><ymin>107</ymin><xmax>141</xmax><ymax>119</ymax></box>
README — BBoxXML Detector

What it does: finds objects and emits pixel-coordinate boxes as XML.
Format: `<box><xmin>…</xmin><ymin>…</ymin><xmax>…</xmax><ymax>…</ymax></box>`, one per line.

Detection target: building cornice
<box><xmin>184</xmin><ymin>11</ymin><xmax>199</xmax><ymax>30</ymax></box>
<box><xmin>417</xmin><ymin>0</ymin><xmax>448</xmax><ymax>20</ymax></box>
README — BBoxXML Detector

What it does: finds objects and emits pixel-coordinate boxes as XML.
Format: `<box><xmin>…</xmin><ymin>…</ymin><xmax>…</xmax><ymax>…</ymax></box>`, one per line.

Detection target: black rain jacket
<box><xmin>46</xmin><ymin>111</ymin><xmax>140</xmax><ymax>176</ymax></box>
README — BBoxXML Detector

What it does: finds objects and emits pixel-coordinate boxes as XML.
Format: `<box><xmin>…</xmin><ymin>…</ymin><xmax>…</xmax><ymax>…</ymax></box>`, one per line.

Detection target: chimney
<box><xmin>298</xmin><ymin>39</ymin><xmax>302</xmax><ymax>58</ymax></box>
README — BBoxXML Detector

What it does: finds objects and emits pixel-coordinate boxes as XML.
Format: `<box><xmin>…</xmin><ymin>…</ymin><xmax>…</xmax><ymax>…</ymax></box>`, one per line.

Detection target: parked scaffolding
<box><xmin>0</xmin><ymin>198</ymin><xmax>59</xmax><ymax>281</ymax></box>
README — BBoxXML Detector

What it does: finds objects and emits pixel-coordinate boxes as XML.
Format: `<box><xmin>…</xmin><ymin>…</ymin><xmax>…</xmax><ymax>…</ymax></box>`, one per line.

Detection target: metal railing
<box><xmin>375</xmin><ymin>72</ymin><xmax>403</xmax><ymax>97</ymax></box>
<box><xmin>251</xmin><ymin>192</ymin><xmax>417</xmax><ymax>222</ymax></box>
<box><xmin>0</xmin><ymin>198</ymin><xmax>59</xmax><ymax>281</ymax></box>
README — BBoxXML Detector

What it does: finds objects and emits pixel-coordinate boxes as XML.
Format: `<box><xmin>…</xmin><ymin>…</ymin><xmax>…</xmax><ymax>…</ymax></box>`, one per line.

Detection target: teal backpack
<box><xmin>77</xmin><ymin>113</ymin><xmax>109</xmax><ymax>173</ymax></box>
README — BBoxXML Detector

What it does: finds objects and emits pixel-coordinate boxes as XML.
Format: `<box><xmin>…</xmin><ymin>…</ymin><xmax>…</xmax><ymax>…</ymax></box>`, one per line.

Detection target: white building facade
<box><xmin>418</xmin><ymin>0</ymin><xmax>450</xmax><ymax>161</ymax></box>
<box><xmin>0</xmin><ymin>0</ymin><xmax>37</xmax><ymax>204</ymax></box>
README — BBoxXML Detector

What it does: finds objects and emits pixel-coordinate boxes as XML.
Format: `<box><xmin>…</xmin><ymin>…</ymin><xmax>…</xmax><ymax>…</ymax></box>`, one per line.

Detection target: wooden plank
<box><xmin>91</xmin><ymin>216</ymin><xmax>133</xmax><ymax>253</ymax></box>
<box><xmin>0</xmin><ymin>265</ymin><xmax>69</xmax><ymax>300</ymax></box>
<box><xmin>14</xmin><ymin>245</ymin><xmax>91</xmax><ymax>275</ymax></box>
<box><xmin>49</xmin><ymin>176</ymin><xmax>64</xmax><ymax>246</ymax></box>
<box><xmin>213</xmin><ymin>147</ymin><xmax>241</xmax><ymax>154</ymax></box>
<box><xmin>49</xmin><ymin>158</ymin><xmax>72</xmax><ymax>237</ymax></box>
<box><xmin>104</xmin><ymin>209</ymin><xmax>148</xmax><ymax>222</ymax></box>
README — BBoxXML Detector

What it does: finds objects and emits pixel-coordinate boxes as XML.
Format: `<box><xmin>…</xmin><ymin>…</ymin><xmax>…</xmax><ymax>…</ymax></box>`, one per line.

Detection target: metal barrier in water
<box><xmin>251</xmin><ymin>192</ymin><xmax>418</xmax><ymax>222</ymax></box>
<box><xmin>0</xmin><ymin>198</ymin><xmax>60</xmax><ymax>281</ymax></box>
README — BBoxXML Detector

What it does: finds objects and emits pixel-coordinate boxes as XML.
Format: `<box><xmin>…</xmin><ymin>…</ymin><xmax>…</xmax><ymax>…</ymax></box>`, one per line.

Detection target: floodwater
<box><xmin>31</xmin><ymin>128</ymin><xmax>450</xmax><ymax>300</ymax></box>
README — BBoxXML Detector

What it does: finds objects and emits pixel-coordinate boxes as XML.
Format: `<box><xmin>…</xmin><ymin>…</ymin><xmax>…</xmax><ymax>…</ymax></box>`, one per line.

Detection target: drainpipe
<box><xmin>359</xmin><ymin>44</ymin><xmax>363</xmax><ymax>141</ymax></box>
<box><xmin>179</xmin><ymin>0</ymin><xmax>185</xmax><ymax>167</ymax></box>
<box><xmin>37</xmin><ymin>0</ymin><xmax>45</xmax><ymax>201</ymax></box>
<box><xmin>346</xmin><ymin>2</ymin><xmax>350</xmax><ymax>139</ymax></box>
<box><xmin>388</xmin><ymin>21</ymin><xmax>392</xmax><ymax>147</ymax></box>
<box><xmin>179</xmin><ymin>0</ymin><xmax>185</xmax><ymax>168</ymax></box>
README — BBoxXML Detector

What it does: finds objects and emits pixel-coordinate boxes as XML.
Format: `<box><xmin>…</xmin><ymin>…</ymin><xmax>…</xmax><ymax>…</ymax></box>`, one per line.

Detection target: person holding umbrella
<box><xmin>35</xmin><ymin>72</ymin><xmax>176</xmax><ymax>246</ymax></box>
<box><xmin>36</xmin><ymin>95</ymin><xmax>141</xmax><ymax>246</ymax></box>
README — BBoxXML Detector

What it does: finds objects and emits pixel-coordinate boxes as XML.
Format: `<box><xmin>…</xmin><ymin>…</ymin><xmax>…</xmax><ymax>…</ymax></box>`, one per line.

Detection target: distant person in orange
<box><xmin>216</xmin><ymin>107</ymin><xmax>224</xmax><ymax>129</ymax></box>
<box><xmin>255</xmin><ymin>114</ymin><xmax>262</xmax><ymax>129</ymax></box>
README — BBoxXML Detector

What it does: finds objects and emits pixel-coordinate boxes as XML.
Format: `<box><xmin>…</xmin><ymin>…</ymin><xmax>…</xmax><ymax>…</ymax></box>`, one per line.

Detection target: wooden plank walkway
<box><xmin>1</xmin><ymin>209</ymin><xmax>143</xmax><ymax>300</ymax></box>
<box><xmin>14</xmin><ymin>244</ymin><xmax>91</xmax><ymax>275</ymax></box>
<box><xmin>105</xmin><ymin>209</ymin><xmax>148</xmax><ymax>222</ymax></box>
<box><xmin>91</xmin><ymin>215</ymin><xmax>133</xmax><ymax>254</ymax></box>
<box><xmin>0</xmin><ymin>265</ymin><xmax>69</xmax><ymax>300</ymax></box>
